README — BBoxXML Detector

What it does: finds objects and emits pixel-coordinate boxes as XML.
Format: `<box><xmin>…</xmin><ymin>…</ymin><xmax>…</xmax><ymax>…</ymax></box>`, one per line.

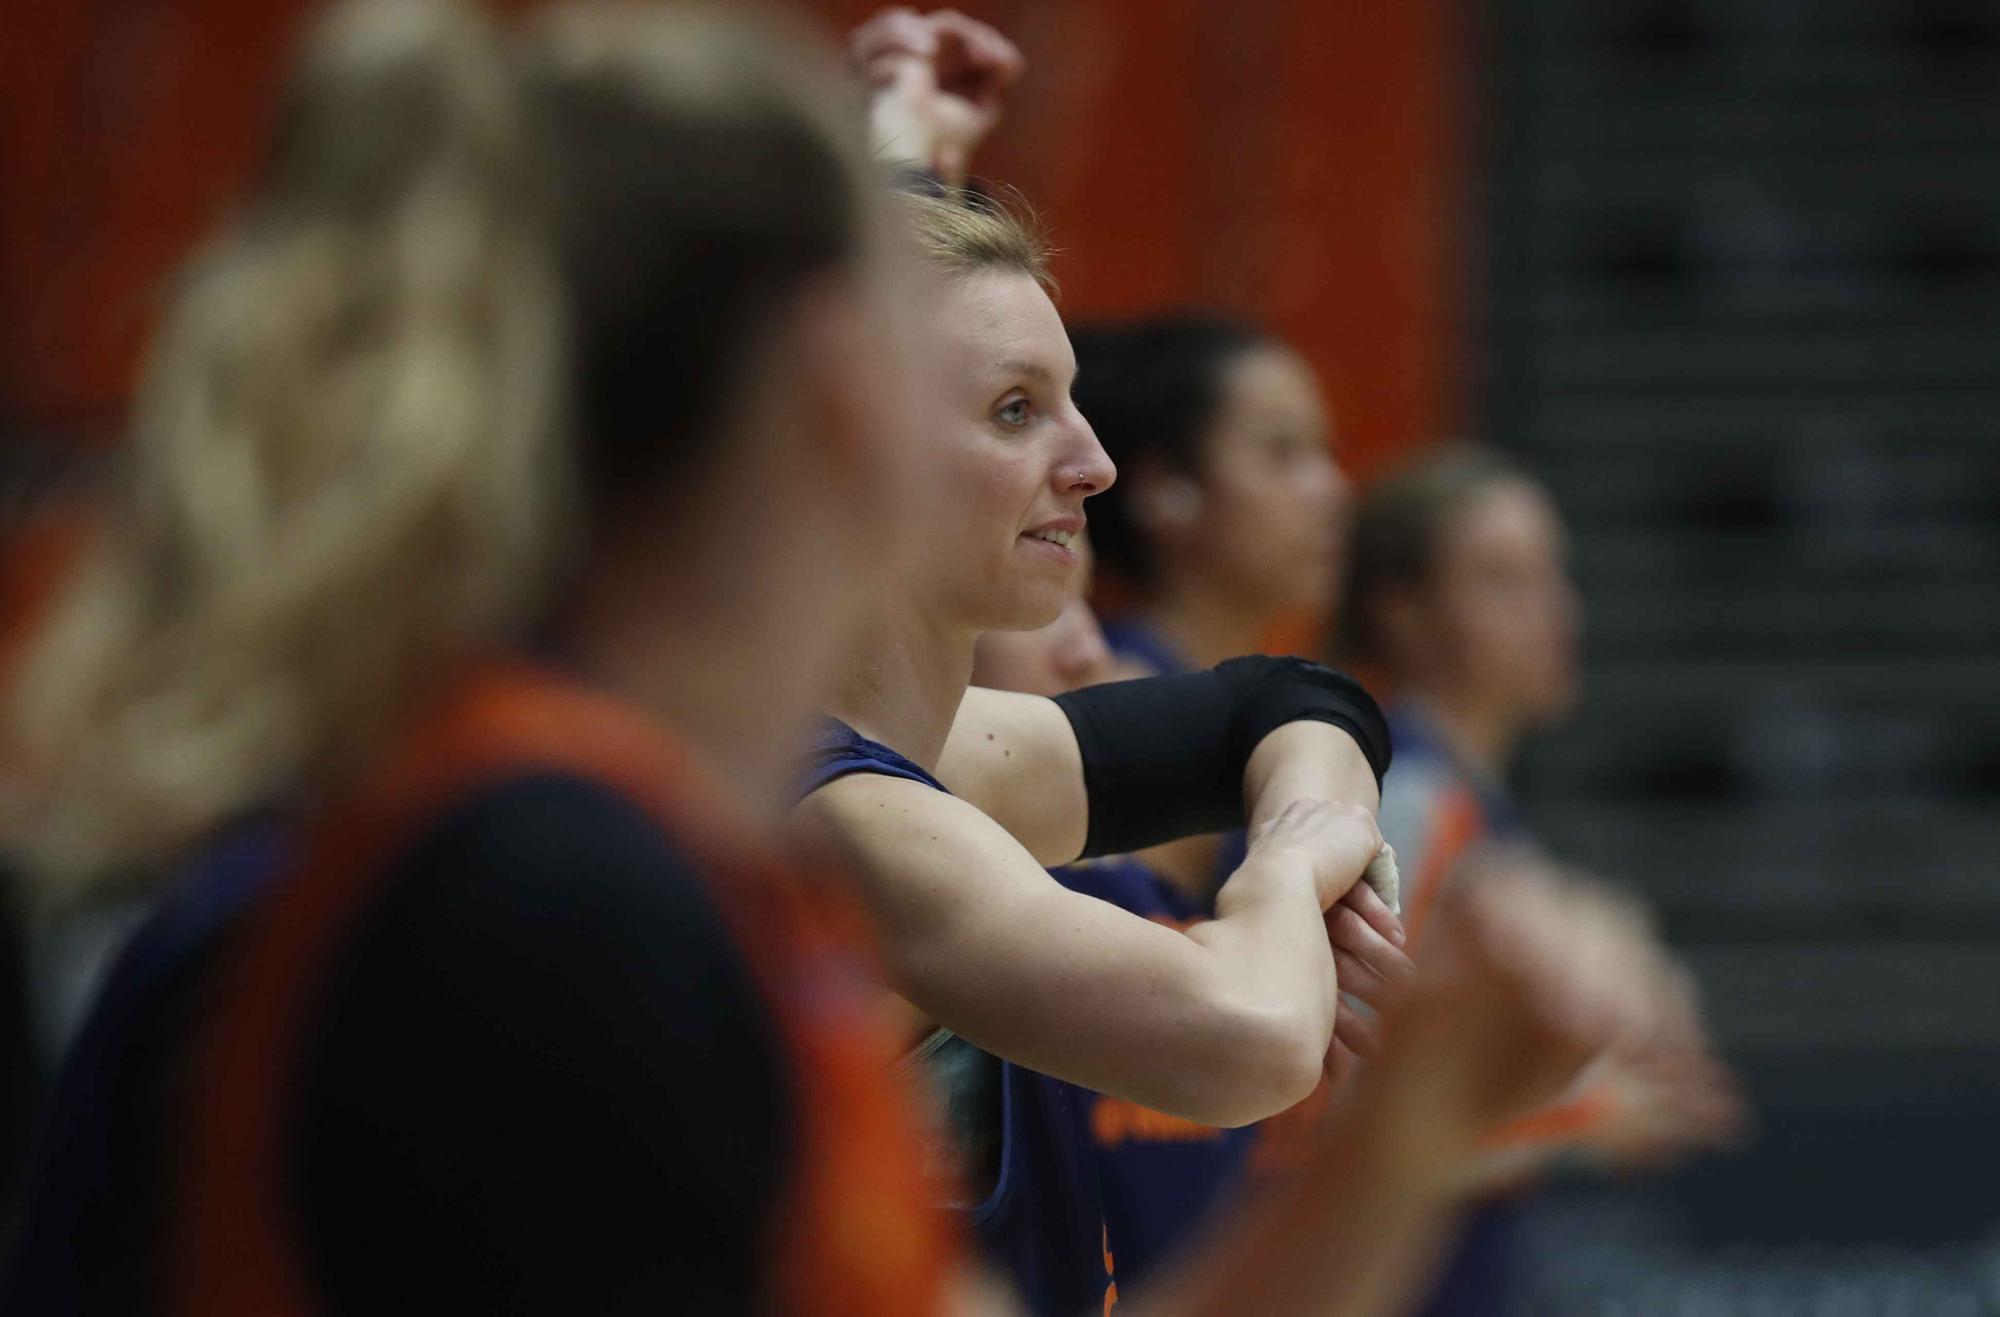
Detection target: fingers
<box><xmin>929</xmin><ymin>9</ymin><xmax>1026</xmax><ymax>87</ymax></box>
<box><xmin>853</xmin><ymin>8</ymin><xmax>1025</xmax><ymax>105</ymax></box>
<box><xmin>1247</xmin><ymin>796</ymin><xmax>1317</xmax><ymax>849</ymax></box>
<box><xmin>1323</xmin><ymin>1037</ymin><xmax>1360</xmax><ymax>1089</ymax></box>
<box><xmin>1327</xmin><ymin>904</ymin><xmax>1416</xmax><ymax>1006</ymax></box>
<box><xmin>850</xmin><ymin>8</ymin><xmax>937</xmax><ymax>65</ymax></box>
<box><xmin>1339</xmin><ymin>877</ymin><xmax>1406</xmax><ymax>949</ymax></box>
<box><xmin>1332</xmin><ymin>999</ymin><xmax>1381</xmax><ymax>1060</ymax></box>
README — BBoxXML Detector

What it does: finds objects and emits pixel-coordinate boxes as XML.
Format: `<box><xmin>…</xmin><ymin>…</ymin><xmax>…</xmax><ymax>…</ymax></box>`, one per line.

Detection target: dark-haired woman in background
<box><xmin>1071</xmin><ymin>318</ymin><xmax>1349</xmax><ymax>682</ymax></box>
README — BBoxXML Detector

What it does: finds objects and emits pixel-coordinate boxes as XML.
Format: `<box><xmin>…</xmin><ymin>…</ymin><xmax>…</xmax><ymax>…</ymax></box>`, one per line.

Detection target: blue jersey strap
<box><xmin>797</xmin><ymin>719</ymin><xmax>948</xmax><ymax>798</ymax></box>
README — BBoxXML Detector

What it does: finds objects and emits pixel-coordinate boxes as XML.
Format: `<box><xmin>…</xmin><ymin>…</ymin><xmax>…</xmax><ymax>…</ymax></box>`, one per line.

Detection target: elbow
<box><xmin>1192</xmin><ymin>996</ymin><xmax>1331</xmax><ymax>1128</ymax></box>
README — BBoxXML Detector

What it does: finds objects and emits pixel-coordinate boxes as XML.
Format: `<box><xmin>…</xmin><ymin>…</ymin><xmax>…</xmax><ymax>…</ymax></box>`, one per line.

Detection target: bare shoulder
<box><xmin>796</xmin><ymin>770</ymin><xmax>1018</xmax><ymax>867</ymax></box>
<box><xmin>797</xmin><ymin>769</ymin><xmax>962</xmax><ymax>838</ymax></box>
<box><xmin>795</xmin><ymin>769</ymin><xmax>1052</xmax><ymax>901</ymax></box>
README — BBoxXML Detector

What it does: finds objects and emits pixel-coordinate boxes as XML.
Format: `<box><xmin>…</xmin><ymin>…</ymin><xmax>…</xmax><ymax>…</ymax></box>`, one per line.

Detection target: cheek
<box><xmin>1470</xmin><ymin>598</ymin><xmax>1557</xmax><ymax>680</ymax></box>
<box><xmin>1212</xmin><ymin>476</ymin><xmax>1315</xmax><ymax>571</ymax></box>
<box><xmin>964</xmin><ymin>446</ymin><xmax>1044</xmax><ymax>555</ymax></box>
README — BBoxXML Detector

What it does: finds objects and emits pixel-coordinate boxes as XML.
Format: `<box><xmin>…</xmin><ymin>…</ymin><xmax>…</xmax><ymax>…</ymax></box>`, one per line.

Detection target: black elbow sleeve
<box><xmin>1051</xmin><ymin>656</ymin><xmax>1392</xmax><ymax>860</ymax></box>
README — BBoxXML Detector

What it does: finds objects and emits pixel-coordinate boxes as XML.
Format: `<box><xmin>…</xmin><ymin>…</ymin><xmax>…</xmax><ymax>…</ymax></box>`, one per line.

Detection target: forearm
<box><xmin>897</xmin><ymin>878</ymin><xmax>1336</xmax><ymax>1125</ymax></box>
<box><xmin>1243</xmin><ymin>720</ymin><xmax>1381</xmax><ymax>833</ymax></box>
<box><xmin>1181</xmin><ymin>859</ymin><xmax>1341</xmax><ymax>1111</ymax></box>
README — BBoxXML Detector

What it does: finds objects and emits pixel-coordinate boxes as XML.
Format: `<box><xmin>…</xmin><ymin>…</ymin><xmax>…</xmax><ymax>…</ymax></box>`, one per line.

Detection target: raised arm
<box><xmin>799</xmin><ymin>770</ymin><xmax>1386</xmax><ymax>1126</ymax></box>
<box><xmin>849</xmin><ymin>7</ymin><xmax>1023</xmax><ymax>186</ymax></box>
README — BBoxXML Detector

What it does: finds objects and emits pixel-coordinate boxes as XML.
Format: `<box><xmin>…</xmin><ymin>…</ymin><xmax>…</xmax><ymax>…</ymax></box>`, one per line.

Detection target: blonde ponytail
<box><xmin>4</xmin><ymin>0</ymin><xmax>567</xmax><ymax>895</ymax></box>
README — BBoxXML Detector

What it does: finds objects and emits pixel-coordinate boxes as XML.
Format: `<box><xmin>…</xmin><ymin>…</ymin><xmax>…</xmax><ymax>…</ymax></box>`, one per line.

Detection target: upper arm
<box><xmin>797</xmin><ymin>772</ymin><xmax>1258</xmax><ymax>1117</ymax></box>
<box><xmin>934</xmin><ymin>686</ymin><xmax>1088</xmax><ymax>865</ymax></box>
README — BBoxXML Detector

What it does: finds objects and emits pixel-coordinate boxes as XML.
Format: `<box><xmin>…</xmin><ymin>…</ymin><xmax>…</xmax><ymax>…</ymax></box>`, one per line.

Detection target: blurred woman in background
<box><xmin>1338</xmin><ymin>441</ymin><xmax>1744</xmax><ymax>1314</ymax></box>
<box><xmin>1337</xmin><ymin>443</ymin><xmax>1580</xmax><ymax>936</ymax></box>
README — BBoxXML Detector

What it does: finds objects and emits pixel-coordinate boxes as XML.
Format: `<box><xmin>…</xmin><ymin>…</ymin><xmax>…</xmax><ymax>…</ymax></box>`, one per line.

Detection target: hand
<box><xmin>1324</xmin><ymin>881</ymin><xmax>1413</xmax><ymax>1063</ymax></box>
<box><xmin>1359</xmin><ymin>859</ymin><xmax>1702</xmax><ymax>1180</ymax></box>
<box><xmin>1245</xmin><ymin>797</ymin><xmax>1394</xmax><ymax>915</ymax></box>
<box><xmin>1579</xmin><ymin>1045</ymin><xmax>1749</xmax><ymax>1171</ymax></box>
<box><xmin>1575</xmin><ymin>949</ymin><xmax>1748</xmax><ymax>1170</ymax></box>
<box><xmin>849</xmin><ymin>8</ymin><xmax>1024</xmax><ymax>185</ymax></box>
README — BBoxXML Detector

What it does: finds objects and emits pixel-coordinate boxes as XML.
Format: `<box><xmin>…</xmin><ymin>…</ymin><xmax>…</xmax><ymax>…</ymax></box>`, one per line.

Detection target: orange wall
<box><xmin>3</xmin><ymin>0</ymin><xmax>1457</xmax><ymax>478</ymax></box>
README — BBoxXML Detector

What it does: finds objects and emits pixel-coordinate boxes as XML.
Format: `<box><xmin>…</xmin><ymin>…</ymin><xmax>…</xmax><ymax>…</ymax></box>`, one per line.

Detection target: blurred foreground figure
<box><xmin>1</xmin><ymin>2</ymin><xmax>953</xmax><ymax>1310</ymax></box>
<box><xmin>1340</xmin><ymin>443</ymin><xmax>1745</xmax><ymax>1312</ymax></box>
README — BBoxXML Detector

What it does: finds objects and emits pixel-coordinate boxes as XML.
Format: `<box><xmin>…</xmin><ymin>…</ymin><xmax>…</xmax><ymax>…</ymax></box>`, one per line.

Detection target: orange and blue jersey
<box><xmin>802</xmin><ymin>721</ymin><xmax>1116</xmax><ymax>1317</ymax></box>
<box><xmin>1379</xmin><ymin>699</ymin><xmax>1536</xmax><ymax>1317</ymax></box>
<box><xmin>6</xmin><ymin>662</ymin><xmax>949</xmax><ymax>1316</ymax></box>
<box><xmin>1377</xmin><ymin>701</ymin><xmax>1525</xmax><ymax>941</ymax></box>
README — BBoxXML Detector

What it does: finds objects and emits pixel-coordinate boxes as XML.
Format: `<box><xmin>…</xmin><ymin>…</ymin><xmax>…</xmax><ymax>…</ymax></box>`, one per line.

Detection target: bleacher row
<box><xmin>1477</xmin><ymin>0</ymin><xmax>2000</xmax><ymax>984</ymax></box>
<box><xmin>1476</xmin><ymin>3</ymin><xmax>2000</xmax><ymax>1301</ymax></box>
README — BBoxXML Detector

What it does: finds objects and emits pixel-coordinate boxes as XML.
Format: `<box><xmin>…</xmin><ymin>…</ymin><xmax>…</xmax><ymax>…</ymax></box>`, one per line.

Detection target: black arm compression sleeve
<box><xmin>1051</xmin><ymin>656</ymin><xmax>1392</xmax><ymax>861</ymax></box>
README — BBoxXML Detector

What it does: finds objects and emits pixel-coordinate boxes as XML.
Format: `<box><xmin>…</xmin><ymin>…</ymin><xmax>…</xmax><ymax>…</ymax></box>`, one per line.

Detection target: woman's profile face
<box><xmin>1186</xmin><ymin>344</ymin><xmax>1349</xmax><ymax>615</ymax></box>
<box><xmin>920</xmin><ymin>270</ymin><xmax>1115</xmax><ymax>632</ymax></box>
<box><xmin>1427</xmin><ymin>479</ymin><xmax>1581</xmax><ymax>724</ymax></box>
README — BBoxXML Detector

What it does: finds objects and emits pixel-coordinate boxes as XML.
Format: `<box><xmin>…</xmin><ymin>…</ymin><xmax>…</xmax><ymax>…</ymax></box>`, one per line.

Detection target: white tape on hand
<box><xmin>1363</xmin><ymin>843</ymin><xmax>1401</xmax><ymax>915</ymax></box>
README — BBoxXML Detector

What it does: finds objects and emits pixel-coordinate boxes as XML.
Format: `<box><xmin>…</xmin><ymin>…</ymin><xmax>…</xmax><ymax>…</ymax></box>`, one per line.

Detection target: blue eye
<box><xmin>996</xmin><ymin>397</ymin><xmax>1032</xmax><ymax>428</ymax></box>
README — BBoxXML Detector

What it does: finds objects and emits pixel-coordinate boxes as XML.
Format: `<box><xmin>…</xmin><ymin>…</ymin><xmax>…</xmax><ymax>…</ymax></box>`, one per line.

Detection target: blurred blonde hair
<box><xmin>898</xmin><ymin>186</ymin><xmax>1054</xmax><ymax>292</ymax></box>
<box><xmin>3</xmin><ymin>0</ymin><xmax>562</xmax><ymax>894</ymax></box>
<box><xmin>5</xmin><ymin>0</ymin><xmax>876</xmax><ymax>898</ymax></box>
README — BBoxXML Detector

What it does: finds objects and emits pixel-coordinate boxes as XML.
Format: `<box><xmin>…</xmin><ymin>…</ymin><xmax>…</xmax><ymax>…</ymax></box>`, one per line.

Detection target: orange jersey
<box><xmin>171</xmin><ymin>660</ymin><xmax>951</xmax><ymax>1316</ymax></box>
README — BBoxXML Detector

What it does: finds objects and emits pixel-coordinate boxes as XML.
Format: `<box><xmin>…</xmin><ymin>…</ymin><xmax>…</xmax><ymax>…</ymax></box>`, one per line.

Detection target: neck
<box><xmin>564</xmin><ymin>541</ymin><xmax>831</xmax><ymax>832</ymax></box>
<box><xmin>1146</xmin><ymin>574</ymin><xmax>1275</xmax><ymax>669</ymax></box>
<box><xmin>829</xmin><ymin>594</ymin><xmax>977</xmax><ymax>772</ymax></box>
<box><xmin>1408</xmin><ymin>685</ymin><xmax>1519</xmax><ymax>782</ymax></box>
